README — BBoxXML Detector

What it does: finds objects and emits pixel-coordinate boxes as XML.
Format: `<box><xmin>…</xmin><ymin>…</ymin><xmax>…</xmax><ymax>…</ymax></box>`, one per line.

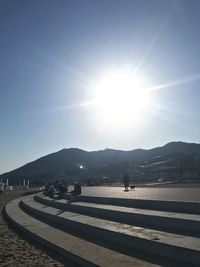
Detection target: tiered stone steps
<box><xmin>5</xmin><ymin>193</ymin><xmax>200</xmax><ymax>266</ymax></box>
<box><xmin>35</xmin><ymin>194</ymin><xmax>200</xmax><ymax>236</ymax></box>
<box><xmin>5</xmin><ymin>197</ymin><xmax>160</xmax><ymax>267</ymax></box>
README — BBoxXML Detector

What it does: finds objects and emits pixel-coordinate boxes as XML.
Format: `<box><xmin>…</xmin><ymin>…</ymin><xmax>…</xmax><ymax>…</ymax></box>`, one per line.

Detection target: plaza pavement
<box><xmin>78</xmin><ymin>186</ymin><xmax>200</xmax><ymax>202</ymax></box>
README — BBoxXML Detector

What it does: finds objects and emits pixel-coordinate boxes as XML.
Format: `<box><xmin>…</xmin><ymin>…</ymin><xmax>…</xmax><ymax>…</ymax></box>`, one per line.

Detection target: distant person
<box><xmin>44</xmin><ymin>183</ymin><xmax>56</xmax><ymax>198</ymax></box>
<box><xmin>44</xmin><ymin>183</ymin><xmax>51</xmax><ymax>196</ymax></box>
<box><xmin>57</xmin><ymin>179</ymin><xmax>68</xmax><ymax>192</ymax></box>
<box><xmin>60</xmin><ymin>181</ymin><xmax>68</xmax><ymax>193</ymax></box>
<box><xmin>70</xmin><ymin>181</ymin><xmax>82</xmax><ymax>196</ymax></box>
<box><xmin>123</xmin><ymin>174</ymin><xmax>130</xmax><ymax>191</ymax></box>
<box><xmin>53</xmin><ymin>180</ymin><xmax>59</xmax><ymax>190</ymax></box>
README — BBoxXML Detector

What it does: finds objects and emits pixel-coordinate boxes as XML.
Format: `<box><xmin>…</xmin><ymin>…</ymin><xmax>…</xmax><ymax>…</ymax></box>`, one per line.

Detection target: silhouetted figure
<box><xmin>70</xmin><ymin>181</ymin><xmax>81</xmax><ymax>196</ymax></box>
<box><xmin>54</xmin><ymin>179</ymin><xmax>68</xmax><ymax>197</ymax></box>
<box><xmin>59</xmin><ymin>182</ymin><xmax>68</xmax><ymax>194</ymax></box>
<box><xmin>123</xmin><ymin>174</ymin><xmax>130</xmax><ymax>191</ymax></box>
<box><xmin>44</xmin><ymin>183</ymin><xmax>56</xmax><ymax>198</ymax></box>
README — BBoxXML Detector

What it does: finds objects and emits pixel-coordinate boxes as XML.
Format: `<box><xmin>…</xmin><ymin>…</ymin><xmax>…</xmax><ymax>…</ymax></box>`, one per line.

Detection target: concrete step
<box><xmin>4</xmin><ymin>196</ymin><xmax>160</xmax><ymax>267</ymax></box>
<box><xmin>35</xmin><ymin>194</ymin><xmax>200</xmax><ymax>236</ymax></box>
<box><xmin>68</xmin><ymin>194</ymin><xmax>200</xmax><ymax>214</ymax></box>
<box><xmin>21</xmin><ymin>195</ymin><xmax>200</xmax><ymax>266</ymax></box>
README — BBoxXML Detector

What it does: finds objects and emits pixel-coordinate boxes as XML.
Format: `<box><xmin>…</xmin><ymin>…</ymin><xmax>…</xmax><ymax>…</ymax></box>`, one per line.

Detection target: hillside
<box><xmin>1</xmin><ymin>142</ymin><xmax>200</xmax><ymax>184</ymax></box>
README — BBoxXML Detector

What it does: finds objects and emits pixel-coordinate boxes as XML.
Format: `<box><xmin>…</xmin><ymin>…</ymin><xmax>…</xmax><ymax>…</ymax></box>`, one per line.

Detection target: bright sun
<box><xmin>91</xmin><ymin>67</ymin><xmax>151</xmax><ymax>125</ymax></box>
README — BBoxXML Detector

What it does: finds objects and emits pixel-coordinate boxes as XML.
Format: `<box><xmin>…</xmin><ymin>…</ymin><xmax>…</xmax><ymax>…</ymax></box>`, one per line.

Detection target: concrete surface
<box><xmin>5</xmin><ymin>187</ymin><xmax>200</xmax><ymax>267</ymax></box>
<box><xmin>35</xmin><ymin>194</ymin><xmax>200</xmax><ymax>235</ymax></box>
<box><xmin>5</xmin><ymin>196</ymin><xmax>160</xmax><ymax>267</ymax></box>
<box><xmin>21</xmin><ymin>195</ymin><xmax>200</xmax><ymax>266</ymax></box>
<box><xmin>77</xmin><ymin>186</ymin><xmax>200</xmax><ymax>202</ymax></box>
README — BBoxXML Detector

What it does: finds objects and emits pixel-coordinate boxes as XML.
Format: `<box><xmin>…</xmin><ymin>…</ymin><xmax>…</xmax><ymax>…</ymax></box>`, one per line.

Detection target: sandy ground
<box><xmin>0</xmin><ymin>190</ymin><xmax>64</xmax><ymax>267</ymax></box>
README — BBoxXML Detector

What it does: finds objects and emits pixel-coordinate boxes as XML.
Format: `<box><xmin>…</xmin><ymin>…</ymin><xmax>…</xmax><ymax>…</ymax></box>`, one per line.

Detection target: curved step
<box><xmin>67</xmin><ymin>194</ymin><xmax>200</xmax><ymax>214</ymax></box>
<box><xmin>21</xmin><ymin>195</ymin><xmax>200</xmax><ymax>266</ymax></box>
<box><xmin>5</xmin><ymin>196</ymin><xmax>159</xmax><ymax>267</ymax></box>
<box><xmin>35</xmin><ymin>194</ymin><xmax>200</xmax><ymax>236</ymax></box>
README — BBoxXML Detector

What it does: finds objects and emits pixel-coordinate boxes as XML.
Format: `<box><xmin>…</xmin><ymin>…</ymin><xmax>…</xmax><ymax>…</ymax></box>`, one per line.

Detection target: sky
<box><xmin>1</xmin><ymin>0</ymin><xmax>200</xmax><ymax>174</ymax></box>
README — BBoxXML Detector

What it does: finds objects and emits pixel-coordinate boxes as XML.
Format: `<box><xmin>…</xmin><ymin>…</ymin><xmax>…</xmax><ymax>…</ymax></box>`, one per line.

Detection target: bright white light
<box><xmin>91</xmin><ymin>66</ymin><xmax>152</xmax><ymax>126</ymax></box>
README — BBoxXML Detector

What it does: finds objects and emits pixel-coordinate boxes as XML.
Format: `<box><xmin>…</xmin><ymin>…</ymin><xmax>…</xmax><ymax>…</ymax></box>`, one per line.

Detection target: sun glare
<box><xmin>91</xmin><ymin>67</ymin><xmax>151</xmax><ymax>126</ymax></box>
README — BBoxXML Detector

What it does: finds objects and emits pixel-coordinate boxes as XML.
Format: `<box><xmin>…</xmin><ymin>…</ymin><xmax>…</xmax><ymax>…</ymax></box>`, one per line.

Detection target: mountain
<box><xmin>1</xmin><ymin>141</ymin><xmax>200</xmax><ymax>185</ymax></box>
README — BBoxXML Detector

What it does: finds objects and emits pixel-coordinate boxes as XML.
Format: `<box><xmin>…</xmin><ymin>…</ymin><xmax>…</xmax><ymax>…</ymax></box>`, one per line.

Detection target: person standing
<box><xmin>123</xmin><ymin>174</ymin><xmax>130</xmax><ymax>191</ymax></box>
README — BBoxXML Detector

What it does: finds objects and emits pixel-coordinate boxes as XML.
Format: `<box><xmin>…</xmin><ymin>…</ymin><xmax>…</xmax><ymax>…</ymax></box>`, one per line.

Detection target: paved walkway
<box><xmin>78</xmin><ymin>186</ymin><xmax>200</xmax><ymax>202</ymax></box>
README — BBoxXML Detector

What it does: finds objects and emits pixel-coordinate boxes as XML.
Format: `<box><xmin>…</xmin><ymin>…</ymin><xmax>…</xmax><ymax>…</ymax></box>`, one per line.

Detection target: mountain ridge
<box><xmin>1</xmin><ymin>141</ymin><xmax>200</xmax><ymax>184</ymax></box>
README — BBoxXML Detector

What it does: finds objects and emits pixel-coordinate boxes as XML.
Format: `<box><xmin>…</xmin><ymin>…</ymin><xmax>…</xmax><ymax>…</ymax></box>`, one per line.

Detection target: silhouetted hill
<box><xmin>1</xmin><ymin>142</ymin><xmax>200</xmax><ymax>184</ymax></box>
<box><xmin>150</xmin><ymin>142</ymin><xmax>200</xmax><ymax>156</ymax></box>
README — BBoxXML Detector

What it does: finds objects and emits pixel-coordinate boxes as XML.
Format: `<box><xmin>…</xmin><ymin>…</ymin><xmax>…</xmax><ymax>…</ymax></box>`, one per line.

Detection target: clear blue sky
<box><xmin>1</xmin><ymin>0</ymin><xmax>200</xmax><ymax>173</ymax></box>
